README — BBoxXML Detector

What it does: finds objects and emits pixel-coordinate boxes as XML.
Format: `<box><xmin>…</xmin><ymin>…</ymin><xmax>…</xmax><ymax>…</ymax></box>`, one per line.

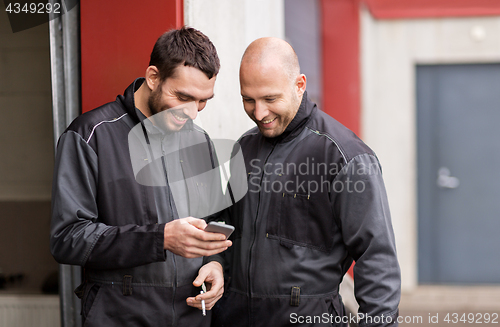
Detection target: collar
<box><xmin>117</xmin><ymin>77</ymin><xmax>146</xmax><ymax>123</ymax></box>
<box><xmin>266</xmin><ymin>91</ymin><xmax>316</xmax><ymax>144</ymax></box>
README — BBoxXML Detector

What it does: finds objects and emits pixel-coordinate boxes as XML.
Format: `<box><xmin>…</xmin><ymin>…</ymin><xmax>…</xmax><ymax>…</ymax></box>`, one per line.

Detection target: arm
<box><xmin>50</xmin><ymin>131</ymin><xmax>231</xmax><ymax>270</ymax></box>
<box><xmin>50</xmin><ymin>131</ymin><xmax>166</xmax><ymax>269</ymax></box>
<box><xmin>332</xmin><ymin>153</ymin><xmax>401</xmax><ymax>326</ymax></box>
<box><xmin>199</xmin><ymin>137</ymin><xmax>246</xmax><ymax>268</ymax></box>
<box><xmin>184</xmin><ymin>138</ymin><xmax>247</xmax><ymax>309</ymax></box>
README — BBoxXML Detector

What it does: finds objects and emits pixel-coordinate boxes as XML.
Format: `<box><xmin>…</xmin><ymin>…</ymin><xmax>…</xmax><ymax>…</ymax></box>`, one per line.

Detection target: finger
<box><xmin>197</xmin><ymin>290</ymin><xmax>223</xmax><ymax>304</ymax></box>
<box><xmin>186</xmin><ymin>297</ymin><xmax>202</xmax><ymax>309</ymax></box>
<box><xmin>205</xmin><ymin>296</ymin><xmax>222</xmax><ymax>310</ymax></box>
<box><xmin>183</xmin><ymin>239</ymin><xmax>231</xmax><ymax>254</ymax></box>
<box><xmin>186</xmin><ymin>295</ymin><xmax>220</xmax><ymax>308</ymax></box>
<box><xmin>187</xmin><ymin>295</ymin><xmax>221</xmax><ymax>310</ymax></box>
<box><xmin>186</xmin><ymin>246</ymin><xmax>230</xmax><ymax>258</ymax></box>
<box><xmin>201</xmin><ymin>290</ymin><xmax>224</xmax><ymax>309</ymax></box>
<box><xmin>196</xmin><ymin>285</ymin><xmax>223</xmax><ymax>301</ymax></box>
<box><xmin>186</xmin><ymin>217</ymin><xmax>207</xmax><ymax>230</ymax></box>
<box><xmin>196</xmin><ymin>239</ymin><xmax>232</xmax><ymax>250</ymax></box>
<box><xmin>198</xmin><ymin>230</ymin><xmax>228</xmax><ymax>242</ymax></box>
<box><xmin>197</xmin><ymin>279</ymin><xmax>221</xmax><ymax>298</ymax></box>
<box><xmin>186</xmin><ymin>225</ymin><xmax>227</xmax><ymax>242</ymax></box>
<box><xmin>193</xmin><ymin>269</ymin><xmax>210</xmax><ymax>288</ymax></box>
<box><xmin>196</xmin><ymin>280</ymin><xmax>223</xmax><ymax>301</ymax></box>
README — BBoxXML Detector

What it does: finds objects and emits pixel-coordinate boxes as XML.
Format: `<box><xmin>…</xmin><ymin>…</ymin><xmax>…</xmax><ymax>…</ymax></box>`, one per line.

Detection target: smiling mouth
<box><xmin>171</xmin><ymin>111</ymin><xmax>189</xmax><ymax>123</ymax></box>
<box><xmin>261</xmin><ymin>117</ymin><xmax>277</xmax><ymax>125</ymax></box>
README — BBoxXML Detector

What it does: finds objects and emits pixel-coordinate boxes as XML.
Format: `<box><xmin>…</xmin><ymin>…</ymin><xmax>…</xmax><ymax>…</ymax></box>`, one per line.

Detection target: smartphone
<box><xmin>204</xmin><ymin>221</ymin><xmax>235</xmax><ymax>239</ymax></box>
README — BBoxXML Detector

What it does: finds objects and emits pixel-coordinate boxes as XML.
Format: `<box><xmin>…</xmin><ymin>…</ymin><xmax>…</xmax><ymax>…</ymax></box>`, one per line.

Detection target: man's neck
<box><xmin>135</xmin><ymin>82</ymin><xmax>152</xmax><ymax>118</ymax></box>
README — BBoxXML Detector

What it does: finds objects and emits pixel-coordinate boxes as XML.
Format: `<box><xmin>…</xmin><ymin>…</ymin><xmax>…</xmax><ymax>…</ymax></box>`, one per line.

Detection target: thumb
<box><xmin>193</xmin><ymin>267</ymin><xmax>210</xmax><ymax>287</ymax></box>
<box><xmin>186</xmin><ymin>217</ymin><xmax>207</xmax><ymax>230</ymax></box>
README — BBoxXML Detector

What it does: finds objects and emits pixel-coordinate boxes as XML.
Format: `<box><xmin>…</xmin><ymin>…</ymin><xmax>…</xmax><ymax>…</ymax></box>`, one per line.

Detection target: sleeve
<box><xmin>331</xmin><ymin>153</ymin><xmax>401</xmax><ymax>327</ymax></box>
<box><xmin>50</xmin><ymin>131</ymin><xmax>166</xmax><ymax>270</ymax></box>
<box><xmin>203</xmin><ymin>208</ymin><xmax>231</xmax><ymax>268</ymax></box>
<box><xmin>202</xmin><ymin>140</ymin><xmax>247</xmax><ymax>275</ymax></box>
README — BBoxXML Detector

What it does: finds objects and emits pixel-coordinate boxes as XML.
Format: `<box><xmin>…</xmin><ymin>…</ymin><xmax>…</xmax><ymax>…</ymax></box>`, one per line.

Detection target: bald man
<box><xmin>211</xmin><ymin>38</ymin><xmax>401</xmax><ymax>326</ymax></box>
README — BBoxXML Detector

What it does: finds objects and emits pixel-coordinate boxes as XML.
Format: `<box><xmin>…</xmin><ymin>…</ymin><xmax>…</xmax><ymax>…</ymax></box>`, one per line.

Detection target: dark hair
<box><xmin>149</xmin><ymin>26</ymin><xmax>220</xmax><ymax>81</ymax></box>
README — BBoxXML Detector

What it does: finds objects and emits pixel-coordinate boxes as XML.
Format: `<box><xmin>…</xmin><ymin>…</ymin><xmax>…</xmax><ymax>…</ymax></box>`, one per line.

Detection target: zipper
<box><xmin>247</xmin><ymin>144</ymin><xmax>276</xmax><ymax>325</ymax></box>
<box><xmin>172</xmin><ymin>253</ymin><xmax>177</xmax><ymax>326</ymax></box>
<box><xmin>161</xmin><ymin>138</ymin><xmax>177</xmax><ymax>326</ymax></box>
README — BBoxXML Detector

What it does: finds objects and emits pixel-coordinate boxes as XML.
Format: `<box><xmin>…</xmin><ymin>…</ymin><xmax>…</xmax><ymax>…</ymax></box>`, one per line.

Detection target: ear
<box><xmin>145</xmin><ymin>66</ymin><xmax>160</xmax><ymax>91</ymax></box>
<box><xmin>295</xmin><ymin>74</ymin><xmax>307</xmax><ymax>98</ymax></box>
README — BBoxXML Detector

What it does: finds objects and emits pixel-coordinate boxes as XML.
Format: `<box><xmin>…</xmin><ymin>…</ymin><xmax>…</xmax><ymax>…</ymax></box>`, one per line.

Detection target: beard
<box><xmin>147</xmin><ymin>85</ymin><xmax>163</xmax><ymax>116</ymax></box>
<box><xmin>146</xmin><ymin>85</ymin><xmax>173</xmax><ymax>132</ymax></box>
<box><xmin>259</xmin><ymin>89</ymin><xmax>302</xmax><ymax>138</ymax></box>
<box><xmin>146</xmin><ymin>85</ymin><xmax>191</xmax><ymax>133</ymax></box>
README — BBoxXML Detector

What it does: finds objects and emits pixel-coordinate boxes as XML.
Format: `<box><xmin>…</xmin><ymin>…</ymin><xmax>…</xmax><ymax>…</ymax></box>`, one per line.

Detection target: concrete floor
<box><xmin>398</xmin><ymin>285</ymin><xmax>500</xmax><ymax>326</ymax></box>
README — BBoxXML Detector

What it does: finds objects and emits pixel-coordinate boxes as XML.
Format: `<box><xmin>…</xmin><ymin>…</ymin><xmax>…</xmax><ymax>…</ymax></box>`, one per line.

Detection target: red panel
<box><xmin>364</xmin><ymin>0</ymin><xmax>500</xmax><ymax>19</ymax></box>
<box><xmin>80</xmin><ymin>0</ymin><xmax>183</xmax><ymax>113</ymax></box>
<box><xmin>348</xmin><ymin>263</ymin><xmax>354</xmax><ymax>278</ymax></box>
<box><xmin>321</xmin><ymin>0</ymin><xmax>361</xmax><ymax>136</ymax></box>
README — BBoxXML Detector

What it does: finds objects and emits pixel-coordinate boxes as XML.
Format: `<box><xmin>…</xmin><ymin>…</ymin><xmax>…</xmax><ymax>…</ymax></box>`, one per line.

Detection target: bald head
<box><xmin>241</xmin><ymin>37</ymin><xmax>300</xmax><ymax>82</ymax></box>
<box><xmin>239</xmin><ymin>37</ymin><xmax>307</xmax><ymax>138</ymax></box>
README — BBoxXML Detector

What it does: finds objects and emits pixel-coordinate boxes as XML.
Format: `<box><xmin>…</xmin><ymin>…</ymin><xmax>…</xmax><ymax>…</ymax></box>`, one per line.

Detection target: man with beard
<box><xmin>50</xmin><ymin>26</ymin><xmax>232</xmax><ymax>326</ymax></box>
<box><xmin>212</xmin><ymin>37</ymin><xmax>401</xmax><ymax>326</ymax></box>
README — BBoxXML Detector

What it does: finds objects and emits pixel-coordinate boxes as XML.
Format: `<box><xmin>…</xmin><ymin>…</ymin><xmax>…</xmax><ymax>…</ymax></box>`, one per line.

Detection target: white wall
<box><xmin>184</xmin><ymin>0</ymin><xmax>285</xmax><ymax>142</ymax></box>
<box><xmin>360</xmin><ymin>5</ymin><xmax>500</xmax><ymax>291</ymax></box>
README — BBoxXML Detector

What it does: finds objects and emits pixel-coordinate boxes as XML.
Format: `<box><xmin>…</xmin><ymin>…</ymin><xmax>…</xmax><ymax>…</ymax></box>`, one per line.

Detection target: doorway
<box><xmin>0</xmin><ymin>4</ymin><xmax>58</xmax><ymax>294</ymax></box>
<box><xmin>417</xmin><ymin>63</ymin><xmax>500</xmax><ymax>284</ymax></box>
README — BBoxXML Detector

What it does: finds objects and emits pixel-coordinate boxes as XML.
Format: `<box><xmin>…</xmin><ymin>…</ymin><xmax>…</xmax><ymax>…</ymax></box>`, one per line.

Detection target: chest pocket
<box><xmin>267</xmin><ymin>191</ymin><xmax>335</xmax><ymax>252</ymax></box>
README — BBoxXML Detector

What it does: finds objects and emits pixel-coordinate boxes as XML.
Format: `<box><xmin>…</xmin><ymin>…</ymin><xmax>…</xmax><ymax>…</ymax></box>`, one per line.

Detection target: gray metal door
<box><xmin>417</xmin><ymin>63</ymin><xmax>500</xmax><ymax>284</ymax></box>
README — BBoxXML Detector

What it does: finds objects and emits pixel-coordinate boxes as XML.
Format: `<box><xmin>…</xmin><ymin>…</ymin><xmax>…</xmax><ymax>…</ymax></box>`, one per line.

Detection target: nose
<box><xmin>183</xmin><ymin>101</ymin><xmax>198</xmax><ymax>120</ymax></box>
<box><xmin>196</xmin><ymin>100</ymin><xmax>208</xmax><ymax>113</ymax></box>
<box><xmin>253</xmin><ymin>101</ymin><xmax>269</xmax><ymax>121</ymax></box>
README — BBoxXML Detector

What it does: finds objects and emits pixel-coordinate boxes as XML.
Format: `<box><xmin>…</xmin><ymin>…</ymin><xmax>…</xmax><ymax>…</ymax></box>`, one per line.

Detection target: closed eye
<box><xmin>178</xmin><ymin>96</ymin><xmax>189</xmax><ymax>102</ymax></box>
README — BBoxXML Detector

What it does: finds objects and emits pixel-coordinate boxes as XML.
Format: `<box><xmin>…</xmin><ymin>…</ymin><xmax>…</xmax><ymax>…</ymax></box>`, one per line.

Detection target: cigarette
<box><xmin>200</xmin><ymin>290</ymin><xmax>206</xmax><ymax>316</ymax></box>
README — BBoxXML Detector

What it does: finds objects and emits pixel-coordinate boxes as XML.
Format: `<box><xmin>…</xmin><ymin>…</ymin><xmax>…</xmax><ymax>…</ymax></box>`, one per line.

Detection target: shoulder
<box><xmin>306</xmin><ymin>109</ymin><xmax>375</xmax><ymax>162</ymax></box>
<box><xmin>237</xmin><ymin>126</ymin><xmax>260</xmax><ymax>144</ymax></box>
<box><xmin>65</xmin><ymin>100</ymin><xmax>129</xmax><ymax>143</ymax></box>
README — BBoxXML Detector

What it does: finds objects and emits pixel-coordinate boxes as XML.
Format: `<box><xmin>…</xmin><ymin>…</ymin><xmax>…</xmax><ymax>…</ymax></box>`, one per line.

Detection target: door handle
<box><xmin>437</xmin><ymin>167</ymin><xmax>460</xmax><ymax>189</ymax></box>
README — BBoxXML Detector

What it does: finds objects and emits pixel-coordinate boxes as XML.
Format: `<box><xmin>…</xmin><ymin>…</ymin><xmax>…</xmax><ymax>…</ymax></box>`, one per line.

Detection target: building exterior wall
<box><xmin>360</xmin><ymin>6</ymin><xmax>500</xmax><ymax>290</ymax></box>
<box><xmin>184</xmin><ymin>0</ymin><xmax>285</xmax><ymax>141</ymax></box>
<box><xmin>80</xmin><ymin>0</ymin><xmax>183</xmax><ymax>114</ymax></box>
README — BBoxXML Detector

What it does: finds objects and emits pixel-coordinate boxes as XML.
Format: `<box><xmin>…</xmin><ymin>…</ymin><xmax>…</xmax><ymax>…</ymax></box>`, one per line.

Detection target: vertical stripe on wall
<box><xmin>364</xmin><ymin>0</ymin><xmax>500</xmax><ymax>19</ymax></box>
<box><xmin>320</xmin><ymin>0</ymin><xmax>360</xmax><ymax>136</ymax></box>
<box><xmin>80</xmin><ymin>0</ymin><xmax>183</xmax><ymax>113</ymax></box>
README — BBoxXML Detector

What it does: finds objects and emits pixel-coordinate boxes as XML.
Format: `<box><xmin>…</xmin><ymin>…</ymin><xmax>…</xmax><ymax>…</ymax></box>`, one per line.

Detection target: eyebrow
<box><xmin>241</xmin><ymin>93</ymin><xmax>281</xmax><ymax>99</ymax></box>
<box><xmin>176</xmin><ymin>91</ymin><xmax>215</xmax><ymax>101</ymax></box>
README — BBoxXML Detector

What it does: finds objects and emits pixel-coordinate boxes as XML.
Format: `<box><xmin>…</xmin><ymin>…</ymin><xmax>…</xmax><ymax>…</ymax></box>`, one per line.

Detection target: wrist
<box><xmin>163</xmin><ymin>222</ymin><xmax>172</xmax><ymax>250</ymax></box>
